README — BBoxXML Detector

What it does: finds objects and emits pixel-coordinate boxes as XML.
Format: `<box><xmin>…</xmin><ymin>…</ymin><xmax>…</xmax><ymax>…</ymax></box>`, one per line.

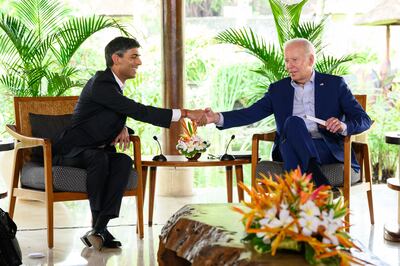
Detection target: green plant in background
<box><xmin>215</xmin><ymin>0</ymin><xmax>355</xmax><ymax>104</ymax></box>
<box><xmin>0</xmin><ymin>0</ymin><xmax>129</xmax><ymax>97</ymax></box>
<box><xmin>368</xmin><ymin>88</ymin><xmax>400</xmax><ymax>181</ymax></box>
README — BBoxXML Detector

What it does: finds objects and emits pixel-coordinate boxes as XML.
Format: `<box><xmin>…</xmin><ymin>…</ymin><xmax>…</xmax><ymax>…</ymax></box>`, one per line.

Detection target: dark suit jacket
<box><xmin>219</xmin><ymin>71</ymin><xmax>372</xmax><ymax>169</ymax></box>
<box><xmin>53</xmin><ymin>68</ymin><xmax>172</xmax><ymax>157</ymax></box>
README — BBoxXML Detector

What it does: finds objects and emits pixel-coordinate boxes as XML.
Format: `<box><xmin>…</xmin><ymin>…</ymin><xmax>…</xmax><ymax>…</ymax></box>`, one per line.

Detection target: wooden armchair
<box><xmin>251</xmin><ymin>95</ymin><xmax>374</xmax><ymax>226</ymax></box>
<box><xmin>6</xmin><ymin>96</ymin><xmax>144</xmax><ymax>248</ymax></box>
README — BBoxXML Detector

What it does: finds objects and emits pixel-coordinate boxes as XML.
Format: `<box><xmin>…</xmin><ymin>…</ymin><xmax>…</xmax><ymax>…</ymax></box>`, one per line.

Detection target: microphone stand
<box><xmin>220</xmin><ymin>135</ymin><xmax>235</xmax><ymax>161</ymax></box>
<box><xmin>152</xmin><ymin>136</ymin><xmax>167</xmax><ymax>162</ymax></box>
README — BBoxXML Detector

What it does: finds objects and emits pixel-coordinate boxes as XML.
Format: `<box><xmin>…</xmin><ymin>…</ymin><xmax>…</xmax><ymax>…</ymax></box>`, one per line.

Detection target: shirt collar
<box><xmin>111</xmin><ymin>70</ymin><xmax>125</xmax><ymax>91</ymax></box>
<box><xmin>290</xmin><ymin>70</ymin><xmax>315</xmax><ymax>87</ymax></box>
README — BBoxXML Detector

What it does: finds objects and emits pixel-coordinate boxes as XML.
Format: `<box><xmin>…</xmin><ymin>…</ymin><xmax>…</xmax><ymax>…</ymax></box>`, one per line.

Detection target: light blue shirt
<box><xmin>291</xmin><ymin>71</ymin><xmax>322</xmax><ymax>138</ymax></box>
<box><xmin>291</xmin><ymin>71</ymin><xmax>347</xmax><ymax>137</ymax></box>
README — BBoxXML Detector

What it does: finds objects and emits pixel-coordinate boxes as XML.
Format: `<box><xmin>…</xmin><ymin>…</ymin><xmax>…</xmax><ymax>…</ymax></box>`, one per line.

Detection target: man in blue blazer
<box><xmin>204</xmin><ymin>38</ymin><xmax>371</xmax><ymax>187</ymax></box>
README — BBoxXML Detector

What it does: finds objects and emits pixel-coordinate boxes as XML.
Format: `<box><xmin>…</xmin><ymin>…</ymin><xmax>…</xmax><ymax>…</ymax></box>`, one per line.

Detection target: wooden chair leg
<box><xmin>8</xmin><ymin>149</ymin><xmax>22</xmax><ymax>218</ymax></box>
<box><xmin>363</xmin><ymin>144</ymin><xmax>374</xmax><ymax>224</ymax></box>
<box><xmin>136</xmin><ymin>194</ymin><xmax>144</xmax><ymax>239</ymax></box>
<box><xmin>47</xmin><ymin>199</ymin><xmax>54</xmax><ymax>248</ymax></box>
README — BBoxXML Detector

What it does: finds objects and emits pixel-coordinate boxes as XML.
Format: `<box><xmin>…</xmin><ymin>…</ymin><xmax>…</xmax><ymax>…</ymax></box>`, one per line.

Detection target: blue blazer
<box><xmin>219</xmin><ymin>71</ymin><xmax>372</xmax><ymax>169</ymax></box>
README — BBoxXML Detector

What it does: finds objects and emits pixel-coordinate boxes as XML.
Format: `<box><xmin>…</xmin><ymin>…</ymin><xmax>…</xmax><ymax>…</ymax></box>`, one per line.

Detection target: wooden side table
<box><xmin>384</xmin><ymin>132</ymin><xmax>400</xmax><ymax>241</ymax></box>
<box><xmin>141</xmin><ymin>155</ymin><xmax>251</xmax><ymax>226</ymax></box>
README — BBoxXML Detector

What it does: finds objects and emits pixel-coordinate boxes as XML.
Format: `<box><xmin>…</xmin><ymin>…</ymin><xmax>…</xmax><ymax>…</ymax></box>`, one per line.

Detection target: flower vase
<box><xmin>186</xmin><ymin>153</ymin><xmax>201</xmax><ymax>161</ymax></box>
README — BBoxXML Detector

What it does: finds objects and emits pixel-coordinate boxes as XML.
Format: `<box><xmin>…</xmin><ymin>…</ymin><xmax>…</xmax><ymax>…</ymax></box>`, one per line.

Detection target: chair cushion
<box><xmin>20</xmin><ymin>162</ymin><xmax>138</xmax><ymax>192</ymax></box>
<box><xmin>29</xmin><ymin>113</ymin><xmax>73</xmax><ymax>162</ymax></box>
<box><xmin>256</xmin><ymin>160</ymin><xmax>360</xmax><ymax>187</ymax></box>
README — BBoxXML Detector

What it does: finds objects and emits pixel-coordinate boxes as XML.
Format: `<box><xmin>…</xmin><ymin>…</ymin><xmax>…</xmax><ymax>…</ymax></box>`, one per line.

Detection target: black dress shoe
<box><xmin>80</xmin><ymin>230</ymin><xmax>92</xmax><ymax>247</ymax></box>
<box><xmin>104</xmin><ymin>228</ymin><xmax>116</xmax><ymax>240</ymax></box>
<box><xmin>87</xmin><ymin>230</ymin><xmax>105</xmax><ymax>251</ymax></box>
<box><xmin>81</xmin><ymin>228</ymin><xmax>122</xmax><ymax>249</ymax></box>
<box><xmin>103</xmin><ymin>239</ymin><xmax>122</xmax><ymax>248</ymax></box>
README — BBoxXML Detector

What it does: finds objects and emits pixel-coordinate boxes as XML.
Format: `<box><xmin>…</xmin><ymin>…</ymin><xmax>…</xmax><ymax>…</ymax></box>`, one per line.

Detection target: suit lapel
<box><xmin>314</xmin><ymin>71</ymin><xmax>324</xmax><ymax>118</ymax></box>
<box><xmin>105</xmin><ymin>68</ymin><xmax>123</xmax><ymax>94</ymax></box>
<box><xmin>286</xmin><ymin>78</ymin><xmax>294</xmax><ymax>116</ymax></box>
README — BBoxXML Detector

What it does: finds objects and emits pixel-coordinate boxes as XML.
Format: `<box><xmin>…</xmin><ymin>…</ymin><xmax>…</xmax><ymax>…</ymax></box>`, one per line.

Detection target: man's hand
<box><xmin>204</xmin><ymin>107</ymin><xmax>220</xmax><ymax>124</ymax></box>
<box><xmin>112</xmin><ymin>126</ymin><xmax>130</xmax><ymax>151</ymax></box>
<box><xmin>325</xmin><ymin>117</ymin><xmax>344</xmax><ymax>133</ymax></box>
<box><xmin>186</xmin><ymin>109</ymin><xmax>207</xmax><ymax>126</ymax></box>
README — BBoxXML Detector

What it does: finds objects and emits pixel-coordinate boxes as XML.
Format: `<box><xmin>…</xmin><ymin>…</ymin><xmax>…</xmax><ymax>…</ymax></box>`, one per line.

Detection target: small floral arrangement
<box><xmin>176</xmin><ymin>119</ymin><xmax>210</xmax><ymax>158</ymax></box>
<box><xmin>233</xmin><ymin>168</ymin><xmax>367</xmax><ymax>265</ymax></box>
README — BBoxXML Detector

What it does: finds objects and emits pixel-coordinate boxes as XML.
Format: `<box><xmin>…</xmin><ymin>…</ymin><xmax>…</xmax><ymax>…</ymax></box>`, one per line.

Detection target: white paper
<box><xmin>305</xmin><ymin>115</ymin><xmax>326</xmax><ymax>126</ymax></box>
<box><xmin>28</xmin><ymin>252</ymin><xmax>45</xmax><ymax>259</ymax></box>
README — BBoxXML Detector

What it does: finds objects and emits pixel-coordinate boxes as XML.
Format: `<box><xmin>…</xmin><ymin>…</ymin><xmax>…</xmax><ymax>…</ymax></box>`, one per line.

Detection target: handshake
<box><xmin>183</xmin><ymin>108</ymin><xmax>219</xmax><ymax>126</ymax></box>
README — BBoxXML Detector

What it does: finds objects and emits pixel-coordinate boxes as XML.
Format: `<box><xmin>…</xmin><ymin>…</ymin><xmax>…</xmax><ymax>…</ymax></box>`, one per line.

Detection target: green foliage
<box><xmin>368</xmin><ymin>91</ymin><xmax>400</xmax><ymax>178</ymax></box>
<box><xmin>215</xmin><ymin>0</ymin><xmax>356</xmax><ymax>102</ymax></box>
<box><xmin>0</xmin><ymin>0</ymin><xmax>129</xmax><ymax>97</ymax></box>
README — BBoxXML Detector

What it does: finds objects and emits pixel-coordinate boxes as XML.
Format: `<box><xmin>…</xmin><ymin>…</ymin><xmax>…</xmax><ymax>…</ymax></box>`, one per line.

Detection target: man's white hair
<box><xmin>283</xmin><ymin>38</ymin><xmax>316</xmax><ymax>58</ymax></box>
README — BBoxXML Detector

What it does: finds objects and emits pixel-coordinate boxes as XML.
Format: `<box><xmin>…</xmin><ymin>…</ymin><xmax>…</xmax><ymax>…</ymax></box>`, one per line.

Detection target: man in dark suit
<box><xmin>203</xmin><ymin>38</ymin><xmax>371</xmax><ymax>188</ymax></box>
<box><xmin>53</xmin><ymin>36</ymin><xmax>202</xmax><ymax>250</ymax></box>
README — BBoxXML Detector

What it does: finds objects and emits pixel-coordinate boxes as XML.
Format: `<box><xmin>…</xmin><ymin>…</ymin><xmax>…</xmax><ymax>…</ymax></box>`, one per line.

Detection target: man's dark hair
<box><xmin>105</xmin><ymin>37</ymin><xmax>141</xmax><ymax>67</ymax></box>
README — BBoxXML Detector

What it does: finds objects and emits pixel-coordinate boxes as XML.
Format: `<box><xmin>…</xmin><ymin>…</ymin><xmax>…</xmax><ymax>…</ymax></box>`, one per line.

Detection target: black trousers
<box><xmin>54</xmin><ymin>148</ymin><xmax>132</xmax><ymax>219</ymax></box>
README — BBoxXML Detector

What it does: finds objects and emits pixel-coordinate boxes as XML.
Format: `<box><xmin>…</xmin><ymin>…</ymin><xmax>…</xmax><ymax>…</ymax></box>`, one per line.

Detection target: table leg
<box><xmin>142</xmin><ymin>166</ymin><xmax>148</xmax><ymax>202</ymax></box>
<box><xmin>235</xmin><ymin>165</ymin><xmax>244</xmax><ymax>202</ymax></box>
<box><xmin>225</xmin><ymin>166</ymin><xmax>233</xmax><ymax>203</ymax></box>
<box><xmin>149</xmin><ymin>167</ymin><xmax>157</xmax><ymax>226</ymax></box>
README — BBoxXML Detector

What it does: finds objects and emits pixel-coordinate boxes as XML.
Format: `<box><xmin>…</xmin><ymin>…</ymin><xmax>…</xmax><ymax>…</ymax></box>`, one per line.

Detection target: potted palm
<box><xmin>0</xmin><ymin>0</ymin><xmax>129</xmax><ymax>97</ymax></box>
<box><xmin>0</xmin><ymin>0</ymin><xmax>130</xmax><ymax>190</ymax></box>
<box><xmin>215</xmin><ymin>0</ymin><xmax>355</xmax><ymax>105</ymax></box>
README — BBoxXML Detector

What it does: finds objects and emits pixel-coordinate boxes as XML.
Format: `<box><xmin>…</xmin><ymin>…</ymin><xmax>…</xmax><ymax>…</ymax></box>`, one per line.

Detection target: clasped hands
<box><xmin>185</xmin><ymin>108</ymin><xmax>218</xmax><ymax>126</ymax></box>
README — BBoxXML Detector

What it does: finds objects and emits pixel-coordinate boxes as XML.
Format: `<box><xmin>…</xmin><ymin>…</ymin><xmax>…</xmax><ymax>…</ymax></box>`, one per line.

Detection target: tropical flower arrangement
<box><xmin>233</xmin><ymin>168</ymin><xmax>367</xmax><ymax>266</ymax></box>
<box><xmin>176</xmin><ymin>119</ymin><xmax>210</xmax><ymax>159</ymax></box>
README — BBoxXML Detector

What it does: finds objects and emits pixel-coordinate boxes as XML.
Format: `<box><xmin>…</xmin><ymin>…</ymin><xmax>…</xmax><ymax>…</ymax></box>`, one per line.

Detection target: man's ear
<box><xmin>309</xmin><ymin>54</ymin><xmax>315</xmax><ymax>67</ymax></box>
<box><xmin>111</xmin><ymin>54</ymin><xmax>120</xmax><ymax>66</ymax></box>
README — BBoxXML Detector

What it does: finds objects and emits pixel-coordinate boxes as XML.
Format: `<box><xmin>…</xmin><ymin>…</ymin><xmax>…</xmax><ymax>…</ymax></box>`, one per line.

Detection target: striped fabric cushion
<box><xmin>256</xmin><ymin>160</ymin><xmax>360</xmax><ymax>187</ymax></box>
<box><xmin>20</xmin><ymin>162</ymin><xmax>138</xmax><ymax>192</ymax></box>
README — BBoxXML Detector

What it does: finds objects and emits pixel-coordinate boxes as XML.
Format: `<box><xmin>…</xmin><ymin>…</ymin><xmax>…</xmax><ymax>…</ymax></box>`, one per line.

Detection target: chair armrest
<box><xmin>251</xmin><ymin>130</ymin><xmax>276</xmax><ymax>188</ymax></box>
<box><xmin>6</xmin><ymin>124</ymin><xmax>49</xmax><ymax>149</ymax></box>
<box><xmin>251</xmin><ymin>130</ymin><xmax>276</xmax><ymax>161</ymax></box>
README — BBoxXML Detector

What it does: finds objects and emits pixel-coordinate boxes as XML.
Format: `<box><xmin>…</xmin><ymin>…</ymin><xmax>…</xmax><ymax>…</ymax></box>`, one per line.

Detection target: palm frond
<box><xmin>315</xmin><ymin>54</ymin><xmax>355</xmax><ymax>75</ymax></box>
<box><xmin>12</xmin><ymin>0</ymin><xmax>69</xmax><ymax>38</ymax></box>
<box><xmin>0</xmin><ymin>14</ymin><xmax>46</xmax><ymax>65</ymax></box>
<box><xmin>215</xmin><ymin>28</ymin><xmax>282</xmax><ymax>68</ymax></box>
<box><xmin>269</xmin><ymin>0</ymin><xmax>308</xmax><ymax>47</ymax></box>
<box><xmin>0</xmin><ymin>74</ymin><xmax>30</xmax><ymax>96</ymax></box>
<box><xmin>53</xmin><ymin>16</ymin><xmax>130</xmax><ymax>67</ymax></box>
<box><xmin>292</xmin><ymin>19</ymin><xmax>326</xmax><ymax>54</ymax></box>
<box><xmin>45</xmin><ymin>71</ymin><xmax>84</xmax><ymax>96</ymax></box>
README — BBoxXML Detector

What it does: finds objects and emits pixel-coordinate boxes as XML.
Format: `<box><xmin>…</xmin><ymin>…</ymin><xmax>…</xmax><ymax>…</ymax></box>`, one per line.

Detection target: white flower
<box><xmin>298</xmin><ymin>200</ymin><xmax>321</xmax><ymax>236</ymax></box>
<box><xmin>320</xmin><ymin>209</ymin><xmax>341</xmax><ymax>245</ymax></box>
<box><xmin>279</xmin><ymin>203</ymin><xmax>298</xmax><ymax>233</ymax></box>
<box><xmin>298</xmin><ymin>216</ymin><xmax>320</xmax><ymax>236</ymax></box>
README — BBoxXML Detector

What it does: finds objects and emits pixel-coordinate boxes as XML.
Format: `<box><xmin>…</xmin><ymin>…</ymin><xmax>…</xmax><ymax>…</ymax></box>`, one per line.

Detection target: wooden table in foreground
<box><xmin>141</xmin><ymin>155</ymin><xmax>251</xmax><ymax>226</ymax></box>
<box><xmin>158</xmin><ymin>204</ymin><xmax>386</xmax><ymax>266</ymax></box>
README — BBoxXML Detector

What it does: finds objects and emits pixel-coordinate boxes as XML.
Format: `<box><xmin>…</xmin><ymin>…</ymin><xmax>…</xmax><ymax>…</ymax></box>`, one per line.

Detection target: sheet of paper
<box><xmin>305</xmin><ymin>115</ymin><xmax>326</xmax><ymax>126</ymax></box>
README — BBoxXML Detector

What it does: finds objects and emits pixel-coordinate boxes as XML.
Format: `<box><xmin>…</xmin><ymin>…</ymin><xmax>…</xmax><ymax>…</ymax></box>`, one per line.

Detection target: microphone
<box><xmin>220</xmin><ymin>135</ymin><xmax>235</xmax><ymax>161</ymax></box>
<box><xmin>152</xmin><ymin>136</ymin><xmax>167</xmax><ymax>162</ymax></box>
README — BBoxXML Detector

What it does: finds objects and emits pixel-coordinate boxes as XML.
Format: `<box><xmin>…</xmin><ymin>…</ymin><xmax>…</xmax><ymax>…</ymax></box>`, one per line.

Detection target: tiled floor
<box><xmin>1</xmin><ymin>184</ymin><xmax>399</xmax><ymax>265</ymax></box>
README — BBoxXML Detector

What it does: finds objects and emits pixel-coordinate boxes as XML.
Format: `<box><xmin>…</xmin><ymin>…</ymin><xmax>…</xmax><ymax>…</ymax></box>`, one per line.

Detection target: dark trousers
<box><xmin>55</xmin><ymin>148</ymin><xmax>132</xmax><ymax>219</ymax></box>
<box><xmin>279</xmin><ymin>116</ymin><xmax>339</xmax><ymax>175</ymax></box>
